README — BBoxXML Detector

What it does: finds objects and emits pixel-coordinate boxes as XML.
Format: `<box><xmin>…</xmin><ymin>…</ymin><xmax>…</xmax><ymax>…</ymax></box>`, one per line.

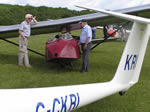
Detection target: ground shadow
<box><xmin>0</xmin><ymin>53</ymin><xmax>18</xmax><ymax>65</ymax></box>
<box><xmin>0</xmin><ymin>52</ymin><xmax>81</xmax><ymax>73</ymax></box>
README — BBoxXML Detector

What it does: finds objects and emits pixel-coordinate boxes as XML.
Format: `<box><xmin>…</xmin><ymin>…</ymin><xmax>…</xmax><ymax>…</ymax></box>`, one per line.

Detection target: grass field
<box><xmin>0</xmin><ymin>30</ymin><xmax>150</xmax><ymax>112</ymax></box>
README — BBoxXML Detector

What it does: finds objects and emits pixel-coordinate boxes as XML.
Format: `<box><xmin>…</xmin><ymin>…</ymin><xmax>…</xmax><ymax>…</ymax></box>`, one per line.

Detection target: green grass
<box><xmin>0</xmin><ymin>30</ymin><xmax>150</xmax><ymax>112</ymax></box>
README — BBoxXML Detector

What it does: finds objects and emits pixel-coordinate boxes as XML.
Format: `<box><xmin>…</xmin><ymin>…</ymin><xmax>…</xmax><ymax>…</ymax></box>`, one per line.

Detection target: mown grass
<box><xmin>0</xmin><ymin>30</ymin><xmax>150</xmax><ymax>112</ymax></box>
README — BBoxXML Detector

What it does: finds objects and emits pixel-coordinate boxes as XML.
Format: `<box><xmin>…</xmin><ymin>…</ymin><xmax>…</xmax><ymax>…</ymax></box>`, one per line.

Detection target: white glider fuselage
<box><xmin>0</xmin><ymin>82</ymin><xmax>127</xmax><ymax>112</ymax></box>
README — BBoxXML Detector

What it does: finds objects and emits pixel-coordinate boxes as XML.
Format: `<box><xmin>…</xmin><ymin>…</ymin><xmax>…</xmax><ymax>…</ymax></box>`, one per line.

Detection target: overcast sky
<box><xmin>0</xmin><ymin>0</ymin><xmax>150</xmax><ymax>10</ymax></box>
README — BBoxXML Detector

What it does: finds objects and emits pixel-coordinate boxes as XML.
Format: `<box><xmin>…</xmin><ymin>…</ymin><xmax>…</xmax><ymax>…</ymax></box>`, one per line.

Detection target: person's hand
<box><xmin>84</xmin><ymin>44</ymin><xmax>87</xmax><ymax>50</ymax></box>
<box><xmin>33</xmin><ymin>16</ymin><xmax>36</xmax><ymax>19</ymax></box>
<box><xmin>32</xmin><ymin>16</ymin><xmax>38</xmax><ymax>24</ymax></box>
<box><xmin>23</xmin><ymin>36</ymin><xmax>27</xmax><ymax>41</ymax></box>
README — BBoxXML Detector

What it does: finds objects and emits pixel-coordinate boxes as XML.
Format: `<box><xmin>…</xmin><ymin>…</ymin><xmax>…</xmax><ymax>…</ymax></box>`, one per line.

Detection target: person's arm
<box><xmin>32</xmin><ymin>16</ymin><xmax>38</xmax><ymax>24</ymax></box>
<box><xmin>84</xmin><ymin>37</ymin><xmax>90</xmax><ymax>50</ymax></box>
<box><xmin>18</xmin><ymin>30</ymin><xmax>26</xmax><ymax>40</ymax></box>
<box><xmin>84</xmin><ymin>26</ymin><xmax>92</xmax><ymax>50</ymax></box>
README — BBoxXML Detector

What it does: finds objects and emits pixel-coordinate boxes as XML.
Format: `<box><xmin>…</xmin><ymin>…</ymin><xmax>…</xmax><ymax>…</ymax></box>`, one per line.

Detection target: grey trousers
<box><xmin>18</xmin><ymin>36</ymin><xmax>30</xmax><ymax>66</ymax></box>
<box><xmin>81</xmin><ymin>42</ymin><xmax>91</xmax><ymax>72</ymax></box>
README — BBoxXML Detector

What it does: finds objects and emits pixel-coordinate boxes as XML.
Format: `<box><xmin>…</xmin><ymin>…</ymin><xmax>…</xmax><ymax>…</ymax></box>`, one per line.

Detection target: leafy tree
<box><xmin>0</xmin><ymin>4</ymin><xmax>92</xmax><ymax>25</ymax></box>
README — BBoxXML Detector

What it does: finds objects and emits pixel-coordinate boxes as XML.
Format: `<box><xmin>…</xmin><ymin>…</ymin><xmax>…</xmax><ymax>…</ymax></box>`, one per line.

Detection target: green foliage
<box><xmin>0</xmin><ymin>4</ymin><xmax>92</xmax><ymax>25</ymax></box>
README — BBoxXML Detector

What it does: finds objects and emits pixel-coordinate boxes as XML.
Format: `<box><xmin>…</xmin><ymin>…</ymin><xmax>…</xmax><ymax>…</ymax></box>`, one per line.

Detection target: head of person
<box><xmin>79</xmin><ymin>19</ymin><xmax>87</xmax><ymax>28</ymax></box>
<box><xmin>25</xmin><ymin>14</ymin><xmax>33</xmax><ymax>23</ymax></box>
<box><xmin>61</xmin><ymin>27</ymin><xmax>67</xmax><ymax>33</ymax></box>
<box><xmin>60</xmin><ymin>26</ymin><xmax>71</xmax><ymax>33</ymax></box>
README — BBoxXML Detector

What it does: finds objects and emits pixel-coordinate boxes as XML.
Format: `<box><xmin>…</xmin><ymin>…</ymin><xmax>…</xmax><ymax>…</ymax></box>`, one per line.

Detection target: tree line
<box><xmin>0</xmin><ymin>4</ymin><xmax>92</xmax><ymax>25</ymax></box>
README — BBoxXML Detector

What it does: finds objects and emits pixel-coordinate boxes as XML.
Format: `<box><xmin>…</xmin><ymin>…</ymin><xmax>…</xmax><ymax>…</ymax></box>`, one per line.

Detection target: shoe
<box><xmin>25</xmin><ymin>64</ymin><xmax>32</xmax><ymax>68</ymax></box>
<box><xmin>18</xmin><ymin>64</ymin><xmax>24</xmax><ymax>67</ymax></box>
<box><xmin>80</xmin><ymin>70</ymin><xmax>85</xmax><ymax>73</ymax></box>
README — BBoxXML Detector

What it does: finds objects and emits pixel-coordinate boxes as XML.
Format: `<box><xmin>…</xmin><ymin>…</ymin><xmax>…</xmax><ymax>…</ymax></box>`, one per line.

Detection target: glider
<box><xmin>0</xmin><ymin>4</ymin><xmax>150</xmax><ymax>112</ymax></box>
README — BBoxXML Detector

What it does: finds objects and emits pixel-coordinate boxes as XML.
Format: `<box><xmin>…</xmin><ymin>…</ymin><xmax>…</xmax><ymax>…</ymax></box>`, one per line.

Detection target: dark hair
<box><xmin>60</xmin><ymin>26</ymin><xmax>71</xmax><ymax>33</ymax></box>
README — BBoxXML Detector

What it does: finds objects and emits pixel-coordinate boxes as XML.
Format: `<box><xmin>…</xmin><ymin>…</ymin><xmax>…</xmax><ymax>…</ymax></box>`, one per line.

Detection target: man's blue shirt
<box><xmin>80</xmin><ymin>24</ymin><xmax>92</xmax><ymax>44</ymax></box>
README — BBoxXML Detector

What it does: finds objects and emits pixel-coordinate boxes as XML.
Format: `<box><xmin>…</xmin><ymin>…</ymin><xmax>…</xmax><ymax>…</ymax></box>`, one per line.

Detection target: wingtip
<box><xmin>75</xmin><ymin>5</ymin><xmax>85</xmax><ymax>9</ymax></box>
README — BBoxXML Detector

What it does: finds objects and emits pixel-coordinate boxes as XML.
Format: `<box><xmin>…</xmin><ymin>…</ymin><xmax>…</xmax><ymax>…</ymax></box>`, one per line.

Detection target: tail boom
<box><xmin>0</xmin><ymin>81</ymin><xmax>128</xmax><ymax>112</ymax></box>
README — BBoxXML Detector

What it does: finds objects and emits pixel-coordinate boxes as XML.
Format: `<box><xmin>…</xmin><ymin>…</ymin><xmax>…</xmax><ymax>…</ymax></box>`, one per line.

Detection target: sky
<box><xmin>0</xmin><ymin>0</ymin><xmax>150</xmax><ymax>10</ymax></box>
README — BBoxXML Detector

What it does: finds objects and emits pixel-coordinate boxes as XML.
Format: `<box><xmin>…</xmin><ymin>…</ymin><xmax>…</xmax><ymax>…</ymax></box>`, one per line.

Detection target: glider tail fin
<box><xmin>76</xmin><ymin>5</ymin><xmax>150</xmax><ymax>89</ymax></box>
<box><xmin>112</xmin><ymin>22</ymin><xmax>150</xmax><ymax>87</ymax></box>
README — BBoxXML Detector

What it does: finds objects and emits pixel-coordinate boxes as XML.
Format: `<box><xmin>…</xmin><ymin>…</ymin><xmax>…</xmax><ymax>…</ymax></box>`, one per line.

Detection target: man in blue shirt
<box><xmin>79</xmin><ymin>19</ymin><xmax>92</xmax><ymax>73</ymax></box>
<box><xmin>92</xmin><ymin>27</ymin><xmax>97</xmax><ymax>39</ymax></box>
<box><xmin>18</xmin><ymin>14</ymin><xmax>38</xmax><ymax>67</ymax></box>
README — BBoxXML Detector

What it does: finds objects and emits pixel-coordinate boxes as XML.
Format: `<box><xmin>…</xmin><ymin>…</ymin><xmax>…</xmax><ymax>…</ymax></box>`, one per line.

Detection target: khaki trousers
<box><xmin>18</xmin><ymin>36</ymin><xmax>30</xmax><ymax>66</ymax></box>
